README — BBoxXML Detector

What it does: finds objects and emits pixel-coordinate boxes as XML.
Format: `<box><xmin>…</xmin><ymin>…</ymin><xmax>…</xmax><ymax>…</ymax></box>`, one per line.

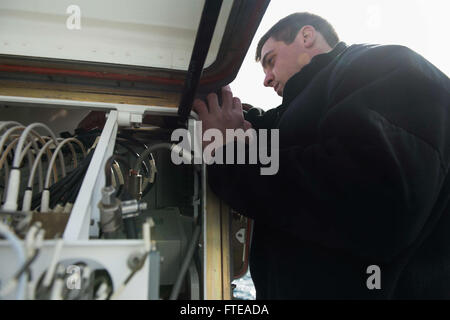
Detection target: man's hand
<box><xmin>193</xmin><ymin>86</ymin><xmax>252</xmax><ymax>148</ymax></box>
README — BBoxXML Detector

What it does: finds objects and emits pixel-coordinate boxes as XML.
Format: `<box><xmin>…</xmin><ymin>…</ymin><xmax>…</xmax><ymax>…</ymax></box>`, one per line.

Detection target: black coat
<box><xmin>208</xmin><ymin>42</ymin><xmax>450</xmax><ymax>299</ymax></box>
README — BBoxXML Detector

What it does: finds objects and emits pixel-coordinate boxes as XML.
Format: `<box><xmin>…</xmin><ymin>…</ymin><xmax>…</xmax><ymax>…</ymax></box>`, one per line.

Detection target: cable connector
<box><xmin>40</xmin><ymin>189</ymin><xmax>50</xmax><ymax>213</ymax></box>
<box><xmin>2</xmin><ymin>168</ymin><xmax>21</xmax><ymax>212</ymax></box>
<box><xmin>128</xmin><ymin>170</ymin><xmax>143</xmax><ymax>200</ymax></box>
<box><xmin>121</xmin><ymin>199</ymin><xmax>147</xmax><ymax>219</ymax></box>
<box><xmin>98</xmin><ymin>186</ymin><xmax>122</xmax><ymax>237</ymax></box>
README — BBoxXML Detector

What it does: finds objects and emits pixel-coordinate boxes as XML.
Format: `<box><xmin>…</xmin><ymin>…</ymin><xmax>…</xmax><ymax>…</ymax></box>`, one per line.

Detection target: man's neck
<box><xmin>309</xmin><ymin>42</ymin><xmax>333</xmax><ymax>59</ymax></box>
<box><xmin>282</xmin><ymin>42</ymin><xmax>348</xmax><ymax>106</ymax></box>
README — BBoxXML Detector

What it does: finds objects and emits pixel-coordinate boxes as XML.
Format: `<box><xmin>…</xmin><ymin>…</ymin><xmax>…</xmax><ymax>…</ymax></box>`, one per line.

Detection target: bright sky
<box><xmin>230</xmin><ymin>0</ymin><xmax>450</xmax><ymax>111</ymax></box>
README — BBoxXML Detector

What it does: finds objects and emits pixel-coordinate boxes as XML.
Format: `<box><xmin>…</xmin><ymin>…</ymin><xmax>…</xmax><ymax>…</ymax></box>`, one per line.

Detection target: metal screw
<box><xmin>127</xmin><ymin>251</ymin><xmax>142</xmax><ymax>270</ymax></box>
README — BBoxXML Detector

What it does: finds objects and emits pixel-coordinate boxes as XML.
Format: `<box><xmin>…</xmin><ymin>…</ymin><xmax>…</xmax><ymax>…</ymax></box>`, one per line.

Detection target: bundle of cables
<box><xmin>1</xmin><ymin>121</ymin><xmax>89</xmax><ymax>214</ymax></box>
<box><xmin>27</xmin><ymin>127</ymin><xmax>157</xmax><ymax>213</ymax></box>
<box><xmin>28</xmin><ymin>150</ymin><xmax>94</xmax><ymax>212</ymax></box>
<box><xmin>1</xmin><ymin>121</ymin><xmax>156</xmax><ymax>220</ymax></box>
<box><xmin>72</xmin><ymin>128</ymin><xmax>157</xmax><ymax>201</ymax></box>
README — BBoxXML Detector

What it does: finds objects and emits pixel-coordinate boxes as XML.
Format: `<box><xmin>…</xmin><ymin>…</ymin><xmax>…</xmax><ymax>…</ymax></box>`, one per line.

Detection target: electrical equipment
<box><xmin>0</xmin><ymin>102</ymin><xmax>202</xmax><ymax>300</ymax></box>
<box><xmin>0</xmin><ymin>0</ymin><xmax>270</xmax><ymax>300</ymax></box>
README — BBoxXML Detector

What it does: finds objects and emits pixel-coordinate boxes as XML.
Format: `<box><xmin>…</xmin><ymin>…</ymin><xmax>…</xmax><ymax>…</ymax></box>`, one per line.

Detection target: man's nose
<box><xmin>264</xmin><ymin>71</ymin><xmax>274</xmax><ymax>87</ymax></box>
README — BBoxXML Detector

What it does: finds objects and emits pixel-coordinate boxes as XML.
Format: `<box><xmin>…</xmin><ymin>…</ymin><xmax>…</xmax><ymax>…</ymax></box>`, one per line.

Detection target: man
<box><xmin>193</xmin><ymin>12</ymin><xmax>450</xmax><ymax>299</ymax></box>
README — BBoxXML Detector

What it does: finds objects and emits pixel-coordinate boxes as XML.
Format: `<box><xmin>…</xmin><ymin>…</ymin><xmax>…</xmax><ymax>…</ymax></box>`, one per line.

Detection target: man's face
<box><xmin>261</xmin><ymin>36</ymin><xmax>311</xmax><ymax>97</ymax></box>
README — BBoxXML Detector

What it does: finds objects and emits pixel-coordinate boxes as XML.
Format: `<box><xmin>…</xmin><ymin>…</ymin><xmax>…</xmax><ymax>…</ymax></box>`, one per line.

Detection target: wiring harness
<box><xmin>1</xmin><ymin>121</ymin><xmax>88</xmax><ymax>214</ymax></box>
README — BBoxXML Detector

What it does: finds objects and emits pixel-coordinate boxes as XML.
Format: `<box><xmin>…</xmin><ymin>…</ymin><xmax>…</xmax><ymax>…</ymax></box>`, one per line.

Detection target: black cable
<box><xmin>123</xmin><ymin>218</ymin><xmax>138</xmax><ymax>239</ymax></box>
<box><xmin>117</xmin><ymin>132</ymin><xmax>149</xmax><ymax>150</ymax></box>
<box><xmin>111</xmin><ymin>156</ymin><xmax>130</xmax><ymax>199</ymax></box>
<box><xmin>30</xmin><ymin>151</ymin><xmax>94</xmax><ymax>210</ymax></box>
<box><xmin>49</xmin><ymin>151</ymin><xmax>94</xmax><ymax>207</ymax></box>
<box><xmin>66</xmin><ymin>129</ymin><xmax>156</xmax><ymax>198</ymax></box>
<box><xmin>115</xmin><ymin>139</ymin><xmax>150</xmax><ymax>176</ymax></box>
<box><xmin>114</xmin><ymin>139</ymin><xmax>155</xmax><ymax>198</ymax></box>
<box><xmin>26</xmin><ymin>129</ymin><xmax>155</xmax><ymax>210</ymax></box>
<box><xmin>71</xmin><ymin>128</ymin><xmax>102</xmax><ymax>150</ymax></box>
<box><xmin>50</xmin><ymin>166</ymin><xmax>86</xmax><ymax>208</ymax></box>
<box><xmin>104</xmin><ymin>154</ymin><xmax>129</xmax><ymax>194</ymax></box>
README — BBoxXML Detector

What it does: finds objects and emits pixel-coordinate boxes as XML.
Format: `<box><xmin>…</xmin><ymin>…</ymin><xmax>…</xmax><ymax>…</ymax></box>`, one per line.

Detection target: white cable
<box><xmin>0</xmin><ymin>139</ymin><xmax>26</xmax><ymax>189</ymax></box>
<box><xmin>2</xmin><ymin>169</ymin><xmax>7</xmax><ymax>205</ymax></box>
<box><xmin>1</xmin><ymin>126</ymin><xmax>48</xmax><ymax>210</ymax></box>
<box><xmin>43</xmin><ymin>138</ymin><xmax>86</xmax><ymax>189</ymax></box>
<box><xmin>0</xmin><ymin>126</ymin><xmax>27</xmax><ymax>206</ymax></box>
<box><xmin>36</xmin><ymin>136</ymin><xmax>66</xmax><ymax>187</ymax></box>
<box><xmin>0</xmin><ymin>222</ymin><xmax>26</xmax><ymax>300</ymax></box>
<box><xmin>12</xmin><ymin>123</ymin><xmax>58</xmax><ymax>168</ymax></box>
<box><xmin>0</xmin><ymin>138</ymin><xmax>38</xmax><ymax>204</ymax></box>
<box><xmin>0</xmin><ymin>127</ymin><xmax>45</xmax><ymax>175</ymax></box>
<box><xmin>0</xmin><ymin>125</ymin><xmax>24</xmax><ymax>156</ymax></box>
<box><xmin>22</xmin><ymin>137</ymin><xmax>69</xmax><ymax>211</ymax></box>
<box><xmin>43</xmin><ymin>239</ymin><xmax>64</xmax><ymax>287</ymax></box>
<box><xmin>0</xmin><ymin>127</ymin><xmax>26</xmax><ymax>204</ymax></box>
<box><xmin>53</xmin><ymin>204</ymin><xmax>64</xmax><ymax>213</ymax></box>
<box><xmin>22</xmin><ymin>137</ymin><xmax>61</xmax><ymax>190</ymax></box>
<box><xmin>0</xmin><ymin>137</ymin><xmax>19</xmax><ymax>170</ymax></box>
<box><xmin>0</xmin><ymin>121</ymin><xmax>22</xmax><ymax>134</ymax></box>
<box><xmin>3</xmin><ymin>123</ymin><xmax>59</xmax><ymax>211</ymax></box>
<box><xmin>21</xmin><ymin>139</ymin><xmax>56</xmax><ymax>212</ymax></box>
<box><xmin>63</xmin><ymin>203</ymin><xmax>73</xmax><ymax>214</ymax></box>
<box><xmin>41</xmin><ymin>136</ymin><xmax>86</xmax><ymax>182</ymax></box>
<box><xmin>20</xmin><ymin>141</ymin><xmax>41</xmax><ymax>192</ymax></box>
<box><xmin>25</xmin><ymin>223</ymin><xmax>40</xmax><ymax>259</ymax></box>
<box><xmin>18</xmin><ymin>140</ymin><xmax>35</xmax><ymax>170</ymax></box>
<box><xmin>40</xmin><ymin>138</ymin><xmax>86</xmax><ymax>212</ymax></box>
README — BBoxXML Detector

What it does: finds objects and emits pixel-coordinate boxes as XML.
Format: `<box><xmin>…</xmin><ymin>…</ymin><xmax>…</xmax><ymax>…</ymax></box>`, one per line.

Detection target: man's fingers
<box><xmin>222</xmin><ymin>86</ymin><xmax>233</xmax><ymax>112</ymax></box>
<box><xmin>222</xmin><ymin>85</ymin><xmax>232</xmax><ymax>93</ymax></box>
<box><xmin>232</xmin><ymin>97</ymin><xmax>242</xmax><ymax>111</ymax></box>
<box><xmin>243</xmin><ymin>120</ymin><xmax>253</xmax><ymax>131</ymax></box>
<box><xmin>207</xmin><ymin>93</ymin><xmax>220</xmax><ymax>114</ymax></box>
<box><xmin>192</xmin><ymin>98</ymin><xmax>208</xmax><ymax>117</ymax></box>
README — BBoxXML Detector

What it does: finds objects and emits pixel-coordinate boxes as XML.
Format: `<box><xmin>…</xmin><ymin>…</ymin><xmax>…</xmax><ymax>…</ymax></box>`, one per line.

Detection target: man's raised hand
<box><xmin>193</xmin><ymin>86</ymin><xmax>252</xmax><ymax>148</ymax></box>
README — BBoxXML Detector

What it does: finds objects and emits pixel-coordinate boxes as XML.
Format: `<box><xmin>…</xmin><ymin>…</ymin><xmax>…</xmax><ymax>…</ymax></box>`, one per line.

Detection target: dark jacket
<box><xmin>208</xmin><ymin>42</ymin><xmax>450</xmax><ymax>299</ymax></box>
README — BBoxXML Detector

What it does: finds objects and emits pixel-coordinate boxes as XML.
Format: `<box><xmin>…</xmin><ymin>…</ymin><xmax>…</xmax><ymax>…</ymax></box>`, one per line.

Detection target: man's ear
<box><xmin>299</xmin><ymin>25</ymin><xmax>316</xmax><ymax>48</ymax></box>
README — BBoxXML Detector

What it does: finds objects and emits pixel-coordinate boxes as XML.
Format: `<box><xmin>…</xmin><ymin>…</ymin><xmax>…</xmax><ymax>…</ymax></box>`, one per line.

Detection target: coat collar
<box><xmin>282</xmin><ymin>42</ymin><xmax>348</xmax><ymax>106</ymax></box>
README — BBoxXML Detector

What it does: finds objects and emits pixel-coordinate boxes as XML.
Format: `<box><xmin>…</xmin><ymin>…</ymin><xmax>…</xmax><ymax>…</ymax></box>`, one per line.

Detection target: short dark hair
<box><xmin>255</xmin><ymin>12</ymin><xmax>340</xmax><ymax>62</ymax></box>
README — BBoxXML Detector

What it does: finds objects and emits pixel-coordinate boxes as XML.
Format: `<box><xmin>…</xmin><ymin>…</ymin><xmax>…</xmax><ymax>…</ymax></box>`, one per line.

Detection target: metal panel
<box><xmin>64</xmin><ymin>110</ymin><xmax>118</xmax><ymax>240</ymax></box>
<box><xmin>0</xmin><ymin>0</ymin><xmax>233</xmax><ymax>70</ymax></box>
<box><xmin>0</xmin><ymin>239</ymin><xmax>151</xmax><ymax>300</ymax></box>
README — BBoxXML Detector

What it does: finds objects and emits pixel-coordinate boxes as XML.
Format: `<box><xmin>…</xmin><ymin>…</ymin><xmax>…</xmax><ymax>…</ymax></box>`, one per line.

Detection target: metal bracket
<box><xmin>117</xmin><ymin>111</ymin><xmax>143</xmax><ymax>127</ymax></box>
